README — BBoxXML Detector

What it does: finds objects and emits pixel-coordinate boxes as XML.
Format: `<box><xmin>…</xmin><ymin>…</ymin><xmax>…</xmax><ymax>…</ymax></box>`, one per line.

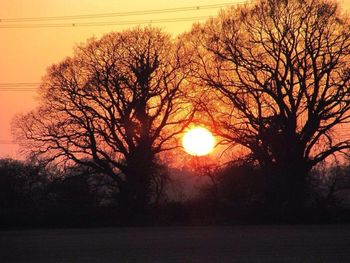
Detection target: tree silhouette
<box><xmin>0</xmin><ymin>158</ymin><xmax>48</xmax><ymax>213</ymax></box>
<box><xmin>14</xmin><ymin>27</ymin><xmax>193</xmax><ymax>215</ymax></box>
<box><xmin>186</xmin><ymin>0</ymin><xmax>350</xmax><ymax>215</ymax></box>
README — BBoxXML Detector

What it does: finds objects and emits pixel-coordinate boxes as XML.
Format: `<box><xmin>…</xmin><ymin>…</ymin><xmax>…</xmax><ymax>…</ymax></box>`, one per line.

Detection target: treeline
<box><xmin>4</xmin><ymin>0</ymin><xmax>350</xmax><ymax>226</ymax></box>
<box><xmin>1</xmin><ymin>157</ymin><xmax>350</xmax><ymax>228</ymax></box>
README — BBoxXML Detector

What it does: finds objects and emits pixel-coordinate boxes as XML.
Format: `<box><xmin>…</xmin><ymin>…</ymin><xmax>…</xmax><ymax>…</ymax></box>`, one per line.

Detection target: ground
<box><xmin>1</xmin><ymin>225</ymin><xmax>350</xmax><ymax>262</ymax></box>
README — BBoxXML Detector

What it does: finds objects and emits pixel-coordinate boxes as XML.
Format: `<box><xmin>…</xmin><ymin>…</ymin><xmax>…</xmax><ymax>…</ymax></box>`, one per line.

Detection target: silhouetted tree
<box><xmin>216</xmin><ymin>160</ymin><xmax>264</xmax><ymax>208</ymax></box>
<box><xmin>0</xmin><ymin>158</ymin><xmax>29</xmax><ymax>210</ymax></box>
<box><xmin>14</xmin><ymin>27</ymin><xmax>193</xmax><ymax>215</ymax></box>
<box><xmin>0</xmin><ymin>159</ymin><xmax>48</xmax><ymax>212</ymax></box>
<box><xmin>149</xmin><ymin>162</ymin><xmax>170</xmax><ymax>206</ymax></box>
<box><xmin>48</xmin><ymin>174</ymin><xmax>95</xmax><ymax>219</ymax></box>
<box><xmin>310</xmin><ymin>161</ymin><xmax>350</xmax><ymax>214</ymax></box>
<box><xmin>186</xmin><ymin>0</ymin><xmax>350</xmax><ymax>215</ymax></box>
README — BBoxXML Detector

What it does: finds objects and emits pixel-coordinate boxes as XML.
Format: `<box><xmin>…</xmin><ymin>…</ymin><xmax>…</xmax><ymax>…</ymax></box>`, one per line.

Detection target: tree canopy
<box><xmin>14</xmin><ymin>27</ymin><xmax>192</xmax><ymax>213</ymax></box>
<box><xmin>13</xmin><ymin>0</ymin><xmax>350</xmax><ymax>216</ymax></box>
<box><xmin>184</xmin><ymin>0</ymin><xmax>350</xmax><ymax>212</ymax></box>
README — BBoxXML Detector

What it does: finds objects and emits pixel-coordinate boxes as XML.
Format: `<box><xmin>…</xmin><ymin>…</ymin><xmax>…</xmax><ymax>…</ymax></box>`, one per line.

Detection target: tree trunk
<box><xmin>265</xmin><ymin>159</ymin><xmax>310</xmax><ymax>221</ymax></box>
<box><xmin>118</xmin><ymin>149</ymin><xmax>154</xmax><ymax>221</ymax></box>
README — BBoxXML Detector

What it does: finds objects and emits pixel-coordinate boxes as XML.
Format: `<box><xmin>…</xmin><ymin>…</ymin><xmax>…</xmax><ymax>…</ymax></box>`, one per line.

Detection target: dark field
<box><xmin>1</xmin><ymin>225</ymin><xmax>350</xmax><ymax>262</ymax></box>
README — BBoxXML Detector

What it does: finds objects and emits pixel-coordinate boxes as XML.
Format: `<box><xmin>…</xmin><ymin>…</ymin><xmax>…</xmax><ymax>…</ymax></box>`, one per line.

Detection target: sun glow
<box><xmin>182</xmin><ymin>127</ymin><xmax>215</xmax><ymax>156</ymax></box>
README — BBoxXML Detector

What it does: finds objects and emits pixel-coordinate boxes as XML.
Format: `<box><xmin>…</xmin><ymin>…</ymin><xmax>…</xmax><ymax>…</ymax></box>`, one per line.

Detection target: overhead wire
<box><xmin>0</xmin><ymin>3</ymin><xmax>245</xmax><ymax>88</ymax></box>
<box><xmin>0</xmin><ymin>83</ymin><xmax>39</xmax><ymax>92</ymax></box>
<box><xmin>0</xmin><ymin>16</ymin><xmax>213</xmax><ymax>29</ymax></box>
<box><xmin>0</xmin><ymin>2</ymin><xmax>246</xmax><ymax>23</ymax></box>
<box><xmin>0</xmin><ymin>140</ymin><xmax>18</xmax><ymax>145</ymax></box>
<box><xmin>0</xmin><ymin>2</ymin><xmax>248</xmax><ymax>29</ymax></box>
<box><xmin>0</xmin><ymin>83</ymin><xmax>40</xmax><ymax>86</ymax></box>
<box><xmin>0</xmin><ymin>89</ymin><xmax>37</xmax><ymax>91</ymax></box>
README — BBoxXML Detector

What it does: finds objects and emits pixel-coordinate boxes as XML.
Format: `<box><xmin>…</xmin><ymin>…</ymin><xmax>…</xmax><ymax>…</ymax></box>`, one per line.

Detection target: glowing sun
<box><xmin>182</xmin><ymin>127</ymin><xmax>215</xmax><ymax>156</ymax></box>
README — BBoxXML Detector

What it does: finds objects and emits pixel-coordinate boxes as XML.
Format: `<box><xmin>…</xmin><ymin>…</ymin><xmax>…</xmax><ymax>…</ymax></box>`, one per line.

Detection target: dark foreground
<box><xmin>1</xmin><ymin>225</ymin><xmax>350</xmax><ymax>262</ymax></box>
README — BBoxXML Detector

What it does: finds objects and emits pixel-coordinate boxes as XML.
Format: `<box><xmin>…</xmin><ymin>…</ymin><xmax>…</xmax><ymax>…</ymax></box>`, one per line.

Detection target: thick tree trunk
<box><xmin>118</xmin><ymin>149</ymin><xmax>154</xmax><ymax>220</ymax></box>
<box><xmin>118</xmin><ymin>172</ymin><xmax>152</xmax><ymax>215</ymax></box>
<box><xmin>265</xmin><ymin>159</ymin><xmax>310</xmax><ymax>221</ymax></box>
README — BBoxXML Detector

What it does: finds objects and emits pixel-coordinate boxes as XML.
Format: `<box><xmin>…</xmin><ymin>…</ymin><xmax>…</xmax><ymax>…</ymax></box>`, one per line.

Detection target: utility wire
<box><xmin>0</xmin><ymin>15</ymin><xmax>213</xmax><ymax>29</ymax></box>
<box><xmin>0</xmin><ymin>2</ymin><xmax>245</xmax><ymax>23</ymax></box>
<box><xmin>0</xmin><ymin>83</ymin><xmax>40</xmax><ymax>86</ymax></box>
<box><xmin>0</xmin><ymin>89</ymin><xmax>37</xmax><ymax>91</ymax></box>
<box><xmin>0</xmin><ymin>140</ymin><xmax>17</xmax><ymax>144</ymax></box>
<box><xmin>0</xmin><ymin>83</ymin><xmax>39</xmax><ymax>92</ymax></box>
<box><xmin>0</xmin><ymin>89</ymin><xmax>37</xmax><ymax>92</ymax></box>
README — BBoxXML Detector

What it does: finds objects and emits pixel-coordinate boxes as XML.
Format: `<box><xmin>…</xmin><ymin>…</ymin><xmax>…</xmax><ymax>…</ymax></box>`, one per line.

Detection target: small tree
<box><xmin>14</xmin><ymin>27</ymin><xmax>192</xmax><ymax>215</ymax></box>
<box><xmin>0</xmin><ymin>158</ymin><xmax>48</xmax><ymax>211</ymax></box>
<box><xmin>187</xmin><ymin>0</ymin><xmax>350</xmax><ymax>214</ymax></box>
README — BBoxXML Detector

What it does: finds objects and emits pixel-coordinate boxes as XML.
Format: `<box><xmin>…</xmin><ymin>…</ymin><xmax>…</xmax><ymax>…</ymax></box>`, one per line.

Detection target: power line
<box><xmin>0</xmin><ymin>89</ymin><xmax>37</xmax><ymax>92</ymax></box>
<box><xmin>0</xmin><ymin>83</ymin><xmax>39</xmax><ymax>92</ymax></box>
<box><xmin>0</xmin><ymin>82</ymin><xmax>40</xmax><ymax>86</ymax></box>
<box><xmin>0</xmin><ymin>140</ymin><xmax>18</xmax><ymax>145</ymax></box>
<box><xmin>0</xmin><ymin>15</ymin><xmax>213</xmax><ymax>29</ymax></box>
<box><xmin>0</xmin><ymin>2</ymin><xmax>244</xmax><ymax>23</ymax></box>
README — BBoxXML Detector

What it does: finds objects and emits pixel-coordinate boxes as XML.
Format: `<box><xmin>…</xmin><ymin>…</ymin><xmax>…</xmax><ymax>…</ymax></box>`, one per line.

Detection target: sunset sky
<box><xmin>1</xmin><ymin>0</ymin><xmax>350</xmax><ymax>158</ymax></box>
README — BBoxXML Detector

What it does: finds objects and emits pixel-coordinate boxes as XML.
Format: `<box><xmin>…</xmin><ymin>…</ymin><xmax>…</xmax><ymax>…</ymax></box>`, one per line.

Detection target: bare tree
<box><xmin>14</xmin><ymin>27</ymin><xmax>193</xmax><ymax>214</ymax></box>
<box><xmin>186</xmin><ymin>0</ymin><xmax>350</xmax><ymax>213</ymax></box>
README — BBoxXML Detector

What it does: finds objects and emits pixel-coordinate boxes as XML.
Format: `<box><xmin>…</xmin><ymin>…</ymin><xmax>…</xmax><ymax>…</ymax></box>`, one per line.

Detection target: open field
<box><xmin>1</xmin><ymin>225</ymin><xmax>350</xmax><ymax>262</ymax></box>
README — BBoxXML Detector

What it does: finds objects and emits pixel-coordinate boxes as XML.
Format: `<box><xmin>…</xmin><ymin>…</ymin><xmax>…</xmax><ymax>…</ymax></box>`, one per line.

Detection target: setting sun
<box><xmin>182</xmin><ymin>127</ymin><xmax>215</xmax><ymax>156</ymax></box>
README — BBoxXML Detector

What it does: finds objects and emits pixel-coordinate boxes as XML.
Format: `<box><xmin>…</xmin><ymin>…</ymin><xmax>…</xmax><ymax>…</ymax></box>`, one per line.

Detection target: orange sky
<box><xmin>0</xmin><ymin>0</ymin><xmax>350</xmax><ymax>158</ymax></box>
